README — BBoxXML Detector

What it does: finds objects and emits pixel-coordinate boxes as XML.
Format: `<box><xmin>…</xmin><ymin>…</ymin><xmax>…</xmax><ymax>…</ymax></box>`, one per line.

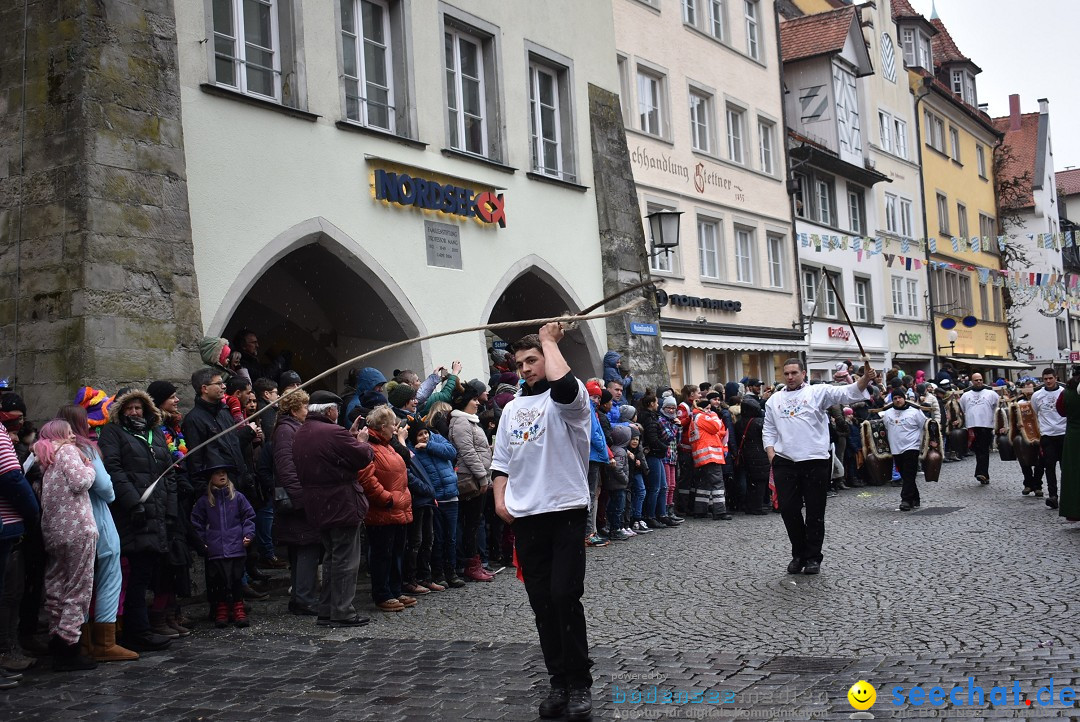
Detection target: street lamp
<box><xmin>646</xmin><ymin>209</ymin><xmax>683</xmax><ymax>258</ymax></box>
<box><xmin>937</xmin><ymin>329</ymin><xmax>958</xmax><ymax>355</ymax></box>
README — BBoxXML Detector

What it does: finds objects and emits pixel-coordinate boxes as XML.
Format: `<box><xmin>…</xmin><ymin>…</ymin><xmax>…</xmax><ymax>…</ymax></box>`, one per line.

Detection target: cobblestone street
<box><xmin>5</xmin><ymin>454</ymin><xmax>1079</xmax><ymax>720</ymax></box>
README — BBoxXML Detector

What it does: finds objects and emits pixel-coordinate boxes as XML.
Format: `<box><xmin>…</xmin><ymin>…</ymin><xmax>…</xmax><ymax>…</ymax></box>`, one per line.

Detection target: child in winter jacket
<box><xmin>190</xmin><ymin>466</ymin><xmax>256</xmax><ymax>628</ymax></box>
<box><xmin>409</xmin><ymin>419</ymin><xmax>462</xmax><ymax>589</ymax></box>
<box><xmin>35</xmin><ymin>419</ymin><xmax>99</xmax><ymax>672</ymax></box>
<box><xmin>604</xmin><ymin>425</ymin><xmax>632</xmax><ymax>540</ymax></box>
<box><xmin>403</xmin><ymin>420</ymin><xmax>440</xmax><ymax>595</ymax></box>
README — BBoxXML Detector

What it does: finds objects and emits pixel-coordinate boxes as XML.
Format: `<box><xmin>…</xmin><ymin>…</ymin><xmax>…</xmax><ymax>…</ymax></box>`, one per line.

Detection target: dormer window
<box><xmin>901</xmin><ymin>27</ymin><xmax>932</xmax><ymax>71</ymax></box>
<box><xmin>951</xmin><ymin>69</ymin><xmax>977</xmax><ymax>106</ymax></box>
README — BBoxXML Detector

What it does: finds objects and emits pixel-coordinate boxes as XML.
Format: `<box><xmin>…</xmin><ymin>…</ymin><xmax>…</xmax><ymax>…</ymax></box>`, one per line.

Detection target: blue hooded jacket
<box><xmin>602</xmin><ymin>351</ymin><xmax>631</xmax><ymax>387</ymax></box>
<box><xmin>588</xmin><ymin>401</ymin><xmax>608</xmax><ymax>464</ymax></box>
<box><xmin>345</xmin><ymin>367</ymin><xmax>387</xmax><ymax>423</ymax></box>
<box><xmin>408</xmin><ymin>433</ymin><xmax>459</xmax><ymax>501</ymax></box>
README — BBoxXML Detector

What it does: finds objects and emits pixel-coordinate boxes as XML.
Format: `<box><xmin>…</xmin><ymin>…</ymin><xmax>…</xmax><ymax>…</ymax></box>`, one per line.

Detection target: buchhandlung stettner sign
<box><xmin>425</xmin><ymin>220</ymin><xmax>462</xmax><ymax>270</ymax></box>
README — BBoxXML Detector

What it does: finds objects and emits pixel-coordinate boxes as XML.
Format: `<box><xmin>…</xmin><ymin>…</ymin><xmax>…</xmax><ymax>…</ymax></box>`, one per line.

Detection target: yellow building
<box><xmin>892</xmin><ymin>1</ymin><xmax>1017</xmax><ymax>375</ymax></box>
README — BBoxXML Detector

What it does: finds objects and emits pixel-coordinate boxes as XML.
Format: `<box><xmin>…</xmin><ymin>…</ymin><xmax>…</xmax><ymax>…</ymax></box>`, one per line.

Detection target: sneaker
<box><xmin>1034</xmin><ymin>490</ymin><xmax>1045</xmax><ymax>498</ymax></box>
<box><xmin>622</xmin><ymin>527</ymin><xmax>637</xmax><ymax>537</ymax></box>
<box><xmin>608</xmin><ymin>529</ymin><xmax>632</xmax><ymax>541</ymax></box>
<box><xmin>1047</xmin><ymin>497</ymin><xmax>1059</xmax><ymax>509</ymax></box>
<box><xmin>667</xmin><ymin>512</ymin><xmax>685</xmax><ymax>523</ymax></box>
<box><xmin>1022</xmin><ymin>486</ymin><xmax>1032</xmax><ymax>496</ymax></box>
<box><xmin>585</xmin><ymin>534</ymin><xmax>609</xmax><ymax>547</ymax></box>
<box><xmin>633</xmin><ymin>521</ymin><xmax>653</xmax><ymax>534</ymax></box>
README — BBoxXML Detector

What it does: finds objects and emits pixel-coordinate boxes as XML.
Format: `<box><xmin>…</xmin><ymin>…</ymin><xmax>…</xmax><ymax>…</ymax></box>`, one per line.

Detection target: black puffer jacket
<box><xmin>98</xmin><ymin>390</ymin><xmax>175</xmax><ymax>556</ymax></box>
<box><xmin>639</xmin><ymin>408</ymin><xmax>671</xmax><ymax>459</ymax></box>
<box><xmin>181</xmin><ymin>397</ymin><xmax>249</xmax><ymax>483</ymax></box>
<box><xmin>735</xmin><ymin>398</ymin><xmax>770</xmax><ymax>483</ymax></box>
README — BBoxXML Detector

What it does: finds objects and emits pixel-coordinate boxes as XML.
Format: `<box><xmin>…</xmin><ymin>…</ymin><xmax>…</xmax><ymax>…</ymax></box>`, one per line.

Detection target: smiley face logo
<box><xmin>847</xmin><ymin>680</ymin><xmax>876</xmax><ymax>710</ymax></box>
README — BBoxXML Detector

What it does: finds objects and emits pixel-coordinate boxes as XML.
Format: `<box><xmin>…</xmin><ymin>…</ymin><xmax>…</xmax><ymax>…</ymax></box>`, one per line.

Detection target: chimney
<box><xmin>1038</xmin><ymin>97</ymin><xmax>1049</xmax><ymax>115</ymax></box>
<box><xmin>1009</xmin><ymin>94</ymin><xmax>1021</xmax><ymax>131</ymax></box>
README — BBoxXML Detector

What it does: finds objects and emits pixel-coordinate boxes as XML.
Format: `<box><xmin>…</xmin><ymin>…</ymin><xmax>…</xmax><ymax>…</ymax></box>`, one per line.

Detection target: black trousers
<box><xmin>460</xmin><ymin>493</ymin><xmax>486</xmax><ymax>559</ymax></box>
<box><xmin>122</xmin><ymin>551</ymin><xmax>156</xmax><ymax>635</ymax></box>
<box><xmin>772</xmin><ymin>457</ymin><xmax>830</xmax><ymax>563</ymax></box>
<box><xmin>1020</xmin><ymin>452</ymin><xmax>1045</xmax><ymax>490</ymax></box>
<box><xmin>206</xmin><ymin>558</ymin><xmax>245</xmax><ymax>605</ymax></box>
<box><xmin>971</xmin><ymin>428</ymin><xmax>994</xmax><ymax>479</ymax></box>
<box><xmin>514</xmin><ymin>508</ymin><xmax>592</xmax><ymax>689</ymax></box>
<box><xmin>895</xmin><ymin>450</ymin><xmax>921</xmax><ymax>505</ymax></box>
<box><xmin>1041</xmin><ymin>435</ymin><xmax>1065</xmax><ymax>497</ymax></box>
<box><xmin>405</xmin><ymin>506</ymin><xmax>434</xmax><ymax>584</ymax></box>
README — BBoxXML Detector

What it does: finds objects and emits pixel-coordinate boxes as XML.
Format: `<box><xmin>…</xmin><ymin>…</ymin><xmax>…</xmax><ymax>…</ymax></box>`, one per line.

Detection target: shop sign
<box><xmin>374</xmin><ymin>169</ymin><xmax>506</xmax><ymax>227</ymax></box>
<box><xmin>630</xmin><ymin>322</ymin><xmax>658</xmax><ymax>336</ymax></box>
<box><xmin>655</xmin><ymin>289</ymin><xmax>742</xmax><ymax>312</ymax></box>
<box><xmin>1072</xmin><ymin>351</ymin><xmax>1080</xmax><ymax>362</ymax></box>
<box><xmin>898</xmin><ymin>331</ymin><xmax>923</xmax><ymax>349</ymax></box>
<box><xmin>827</xmin><ymin>326</ymin><xmax>851</xmax><ymax>340</ymax></box>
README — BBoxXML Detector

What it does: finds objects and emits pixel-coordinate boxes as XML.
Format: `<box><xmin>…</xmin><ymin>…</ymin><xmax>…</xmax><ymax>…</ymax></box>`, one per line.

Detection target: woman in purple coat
<box><xmin>190</xmin><ymin>465</ymin><xmax>255</xmax><ymax>629</ymax></box>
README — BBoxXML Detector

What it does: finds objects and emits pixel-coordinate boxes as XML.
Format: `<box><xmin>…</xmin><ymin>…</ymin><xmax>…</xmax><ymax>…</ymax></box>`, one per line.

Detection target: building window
<box><xmin>528</xmin><ymin>59</ymin><xmax>575</xmax><ymax>182</ymax></box>
<box><xmin>683</xmin><ymin>0</ymin><xmax>697</xmax><ymax>24</ymax></box>
<box><xmin>647</xmin><ymin>204</ymin><xmax>680</xmax><ymax>274</ymax></box>
<box><xmin>906</xmin><ymin>279</ymin><xmax>919</xmax><ymax>318</ymax></box>
<box><xmin>900</xmin><ymin>197</ymin><xmax>914</xmax><ymax>238</ymax></box>
<box><xmin>880</xmin><ymin>32</ymin><xmax>898</xmax><ymax>83</ymax></box>
<box><xmin>979</xmin><ymin>214</ymin><xmax>997</xmax><ymax>247</ymax></box>
<box><xmin>979</xmin><ymin>281</ymin><xmax>990</xmax><ymax>321</ymax></box>
<box><xmin>977</xmin><ymin>144</ymin><xmax>987</xmax><ymax>178</ymax></box>
<box><xmin>833</xmin><ymin>64</ymin><xmax>861</xmax><ymax>154</ymax></box>
<box><xmin>924</xmin><ymin>110</ymin><xmax>945</xmax><ymax>153</ymax></box>
<box><xmin>698</xmin><ymin>218</ymin><xmax>721</xmax><ymax>279</ymax></box>
<box><xmin>340</xmin><ymin>0</ymin><xmax>396</xmax><ymax>130</ymax></box>
<box><xmin>901</xmin><ymin>27</ymin><xmax>932</xmax><ymax>70</ymax></box>
<box><xmin>852</xmin><ymin>277</ymin><xmax>870</xmax><ymax>323</ymax></box>
<box><xmin>616</xmin><ymin>55</ymin><xmax>631</xmax><ymax>125</ymax></box>
<box><xmin>936</xmin><ymin>193</ymin><xmax>949</xmax><ymax>235</ymax></box>
<box><xmin>1057</xmin><ymin>318</ymin><xmax>1068</xmax><ymax>349</ymax></box>
<box><xmin>735</xmin><ymin>227</ymin><xmax>754</xmax><ymax>283</ymax></box>
<box><xmin>726</xmin><ymin>105</ymin><xmax>745</xmax><ymax>163</ymax></box>
<box><xmin>931</xmin><ymin>267</ymin><xmax>972</xmax><ymax>316</ymax></box>
<box><xmin>823</xmin><ymin>272</ymin><xmax>839</xmax><ymax>318</ymax></box>
<box><xmin>637</xmin><ymin>68</ymin><xmax>664</xmax><ymax>136</ymax></box>
<box><xmin>445</xmin><ymin>25</ymin><xmax>489</xmax><ymax>156</ymax></box>
<box><xmin>949</xmin><ymin>126</ymin><xmax>961</xmax><ymax>161</ymax></box>
<box><xmin>793</xmin><ymin>172</ymin><xmax>807</xmax><ymax>219</ymax></box>
<box><xmin>758</xmin><ymin>119</ymin><xmax>775</xmax><ymax>174</ymax></box>
<box><xmin>709</xmin><ymin>0</ymin><xmax>726</xmax><ymax>40</ymax></box>
<box><xmin>894</xmin><ymin>119</ymin><xmax>908</xmax><ymax>159</ymax></box>
<box><xmin>884</xmin><ymin>193</ymin><xmax>898</xmax><ymax>234</ymax></box>
<box><xmin>847</xmin><ymin>185</ymin><xmax>865</xmax><ymax>235</ymax></box>
<box><xmin>744</xmin><ymin>0</ymin><xmax>760</xmax><ymax>60</ymax></box>
<box><xmin>951</xmin><ymin>69</ymin><xmax>977</xmax><ymax>106</ymax></box>
<box><xmin>879</xmin><ymin>111</ymin><xmax>893</xmax><ymax>153</ymax></box>
<box><xmin>689</xmin><ymin>91</ymin><xmax>712</xmax><ymax>153</ymax></box>
<box><xmin>816</xmin><ymin>177</ymin><xmax>834</xmax><ymax>225</ymax></box>
<box><xmin>802</xmin><ymin>268</ymin><xmax>818</xmax><ymax>311</ymax></box>
<box><xmin>891</xmin><ymin>277</ymin><xmax>904</xmax><ymax>316</ymax></box>
<box><xmin>767</xmin><ymin>234</ymin><xmax>784</xmax><ymax>288</ymax></box>
<box><xmin>803</xmin><ymin>267</ymin><xmax>841</xmax><ymax>319</ymax></box>
<box><xmin>957</xmin><ymin>202</ymin><xmax>968</xmax><ymax>240</ymax></box>
<box><xmin>212</xmin><ymin>0</ymin><xmax>282</xmax><ymax>100</ymax></box>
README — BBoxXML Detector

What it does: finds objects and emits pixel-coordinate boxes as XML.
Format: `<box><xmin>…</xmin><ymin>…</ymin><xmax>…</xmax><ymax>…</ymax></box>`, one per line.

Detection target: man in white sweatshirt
<box><xmin>959</xmin><ymin>373</ymin><xmax>999</xmax><ymax>484</ymax></box>
<box><xmin>763</xmin><ymin>358</ymin><xmax>875</xmax><ymax>575</ymax></box>
<box><xmin>1031</xmin><ymin>368</ymin><xmax>1066</xmax><ymax>508</ymax></box>
<box><xmin>492</xmin><ymin>323</ymin><xmax>593</xmax><ymax>722</ymax></box>
<box><xmin>881</xmin><ymin>394</ymin><xmax>927</xmax><ymax>511</ymax></box>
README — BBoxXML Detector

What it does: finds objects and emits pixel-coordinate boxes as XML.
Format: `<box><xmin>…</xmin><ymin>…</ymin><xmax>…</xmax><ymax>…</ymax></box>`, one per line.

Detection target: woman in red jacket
<box><xmin>359</xmin><ymin>406</ymin><xmax>414</xmax><ymax>612</ymax></box>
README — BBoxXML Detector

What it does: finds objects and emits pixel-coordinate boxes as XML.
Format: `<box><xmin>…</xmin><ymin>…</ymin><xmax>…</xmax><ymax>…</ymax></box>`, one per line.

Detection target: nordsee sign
<box><xmin>655</xmin><ymin>289</ymin><xmax>741</xmax><ymax>312</ymax></box>
<box><xmin>630</xmin><ymin>322</ymin><xmax>659</xmax><ymax>336</ymax></box>
<box><xmin>373</xmin><ymin>169</ymin><xmax>507</xmax><ymax>227</ymax></box>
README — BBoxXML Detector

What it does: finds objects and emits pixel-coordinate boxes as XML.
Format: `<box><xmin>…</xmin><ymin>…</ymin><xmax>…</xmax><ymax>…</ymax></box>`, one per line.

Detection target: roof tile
<box><xmin>991</xmin><ymin>112</ymin><xmax>1039</xmax><ymax>210</ymax></box>
<box><xmin>1057</xmin><ymin>168</ymin><xmax>1080</xmax><ymax>197</ymax></box>
<box><xmin>929</xmin><ymin>18</ymin><xmax>973</xmax><ymax>67</ymax></box>
<box><xmin>779</xmin><ymin>6</ymin><xmax>856</xmax><ymax>63</ymax></box>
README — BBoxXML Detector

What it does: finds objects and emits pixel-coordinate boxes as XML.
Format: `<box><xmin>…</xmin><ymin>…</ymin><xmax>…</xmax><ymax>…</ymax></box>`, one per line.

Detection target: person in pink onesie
<box><xmin>34</xmin><ymin>419</ymin><xmax>99</xmax><ymax>671</ymax></box>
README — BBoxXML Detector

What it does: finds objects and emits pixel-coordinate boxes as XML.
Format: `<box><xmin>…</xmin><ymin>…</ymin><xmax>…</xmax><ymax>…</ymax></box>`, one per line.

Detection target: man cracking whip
<box><xmin>492</xmin><ymin>322</ymin><xmax>594</xmax><ymax>721</ymax></box>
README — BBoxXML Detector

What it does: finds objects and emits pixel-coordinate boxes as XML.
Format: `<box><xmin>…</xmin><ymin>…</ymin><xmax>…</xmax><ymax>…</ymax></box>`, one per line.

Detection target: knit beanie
<box><xmin>600</xmin><ymin>390</ymin><xmax>613</xmax><ymax>405</ymax></box>
<box><xmin>618</xmin><ymin>405</ymin><xmax>636</xmax><ymax>423</ymax></box>
<box><xmin>147</xmin><ymin>380</ymin><xmax>177</xmax><ymax>409</ymax></box>
<box><xmin>387</xmin><ymin>381</ymin><xmax>416</xmax><ymax>408</ymax></box>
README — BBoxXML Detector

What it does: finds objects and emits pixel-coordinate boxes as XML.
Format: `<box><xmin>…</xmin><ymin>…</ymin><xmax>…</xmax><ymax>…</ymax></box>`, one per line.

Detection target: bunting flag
<box><xmin>853</xmin><ymin>236</ymin><xmax>863</xmax><ymax>252</ymax></box>
<box><xmin>950</xmin><ymin>237</ymin><xmax>960</xmax><ymax>252</ymax></box>
<box><xmin>900</xmin><ymin>238</ymin><xmax>910</xmax><ymax>254</ymax></box>
<box><xmin>857</xmin><ymin>250</ymin><xmax>864</xmax><ymax>262</ymax></box>
<box><xmin>1033</xmin><ymin>233</ymin><xmax>1042</xmax><ymax>249</ymax></box>
<box><xmin>971</xmin><ymin>236</ymin><xmax>981</xmax><ymax>253</ymax></box>
<box><xmin>928</xmin><ymin>237</ymin><xmax>937</xmax><ymax>253</ymax></box>
<box><xmin>905</xmin><ymin>257</ymin><xmax>913</xmax><ymax>271</ymax></box>
<box><xmin>814</xmin><ymin>234</ymin><xmax>822</xmax><ymax>251</ymax></box>
<box><xmin>977</xmin><ymin>268</ymin><xmax>990</xmax><ymax>285</ymax></box>
<box><xmin>875</xmin><ymin>238</ymin><xmax>884</xmax><ymax>255</ymax></box>
<box><xmin>1067</xmin><ymin>231</ymin><xmax>1075</xmax><ymax>248</ymax></box>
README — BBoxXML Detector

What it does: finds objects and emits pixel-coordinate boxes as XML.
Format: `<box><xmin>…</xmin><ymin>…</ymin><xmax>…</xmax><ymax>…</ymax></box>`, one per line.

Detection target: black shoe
<box><xmin>914</xmin><ymin>500</ymin><xmax>921</xmax><ymax>508</ymax></box>
<box><xmin>52</xmin><ymin>639</ymin><xmax>97</xmax><ymax>673</ymax></box>
<box><xmin>976</xmin><ymin>474</ymin><xmax>989</xmax><ymax>485</ymax></box>
<box><xmin>802</xmin><ymin>560</ymin><xmax>821</xmax><ymax>575</ymax></box>
<box><xmin>786</xmin><ymin>558</ymin><xmax>805</xmax><ymax>574</ymax></box>
<box><xmin>848</xmin><ymin>480</ymin><xmax>866</xmax><ymax>488</ymax></box>
<box><xmin>566</xmin><ymin>687</ymin><xmax>592</xmax><ymax>721</ymax></box>
<box><xmin>288</xmin><ymin>601</ymin><xmax>319</xmax><ymax>616</ymax></box>
<box><xmin>446</xmin><ymin>576</ymin><xmax>466</xmax><ymax>589</ymax></box>
<box><xmin>712</xmin><ymin>513</ymin><xmax>733</xmax><ymax>520</ymax></box>
<box><xmin>644</xmin><ymin>518</ymin><xmax>665</xmax><ymax>529</ymax></box>
<box><xmin>658</xmin><ymin>516</ymin><xmax>679</xmax><ymax>527</ymax></box>
<box><xmin>246</xmin><ymin>568</ymin><xmax>272</xmax><ymax>583</ymax></box>
<box><xmin>1047</xmin><ymin>497</ymin><xmax>1059</xmax><ymax>509</ymax></box>
<box><xmin>242</xmin><ymin>584</ymin><xmax>269</xmax><ymax>600</ymax></box>
<box><xmin>667</xmin><ymin>513</ymin><xmax>685</xmax><ymax>523</ymax></box>
<box><xmin>899</xmin><ymin>501</ymin><xmax>913</xmax><ymax>511</ymax></box>
<box><xmin>745</xmin><ymin>509</ymin><xmax>767</xmax><ymax>516</ymax></box>
<box><xmin>316</xmin><ymin>616</ymin><xmax>332</xmax><ymax>626</ymax></box>
<box><xmin>122</xmin><ymin>631</ymin><xmax>172</xmax><ymax>652</ymax></box>
<box><xmin>538</xmin><ymin>685</ymin><xmax>569</xmax><ymax>719</ymax></box>
<box><xmin>826</xmin><ymin>489</ymin><xmax>838</xmax><ymax>498</ymax></box>
<box><xmin>331</xmin><ymin>616</ymin><xmax>370</xmax><ymax>627</ymax></box>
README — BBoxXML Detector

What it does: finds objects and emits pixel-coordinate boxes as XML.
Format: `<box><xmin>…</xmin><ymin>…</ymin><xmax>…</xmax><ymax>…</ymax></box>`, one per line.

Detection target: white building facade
<box><xmin>173</xmin><ymin>0</ymin><xmax>622</xmax><ymax>382</ymax></box>
<box><xmin>614</xmin><ymin>0</ymin><xmax>803</xmax><ymax>390</ymax></box>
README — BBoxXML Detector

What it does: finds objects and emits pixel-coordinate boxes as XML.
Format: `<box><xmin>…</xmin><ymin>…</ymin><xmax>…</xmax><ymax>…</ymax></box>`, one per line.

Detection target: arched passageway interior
<box><xmin>487</xmin><ymin>271</ymin><xmax>597</xmax><ymax>380</ymax></box>
<box><xmin>225</xmin><ymin>239</ymin><xmax>422</xmax><ymax>391</ymax></box>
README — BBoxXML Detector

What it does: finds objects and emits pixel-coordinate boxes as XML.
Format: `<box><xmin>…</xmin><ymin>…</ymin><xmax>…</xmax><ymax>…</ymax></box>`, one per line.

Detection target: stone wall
<box><xmin>0</xmin><ymin>0</ymin><xmax>202</xmax><ymax>420</ymax></box>
<box><xmin>588</xmin><ymin>83</ymin><xmax>670</xmax><ymax>394</ymax></box>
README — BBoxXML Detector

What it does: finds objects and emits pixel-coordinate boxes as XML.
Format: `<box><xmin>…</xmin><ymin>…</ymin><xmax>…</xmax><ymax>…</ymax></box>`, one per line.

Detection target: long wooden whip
<box><xmin>138</xmin><ymin>283</ymin><xmax>655</xmax><ymax>502</ymax></box>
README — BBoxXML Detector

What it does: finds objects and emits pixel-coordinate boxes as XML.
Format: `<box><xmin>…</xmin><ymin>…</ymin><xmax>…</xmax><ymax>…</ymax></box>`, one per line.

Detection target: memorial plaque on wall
<box><xmin>425</xmin><ymin>220</ymin><xmax>462</xmax><ymax>269</ymax></box>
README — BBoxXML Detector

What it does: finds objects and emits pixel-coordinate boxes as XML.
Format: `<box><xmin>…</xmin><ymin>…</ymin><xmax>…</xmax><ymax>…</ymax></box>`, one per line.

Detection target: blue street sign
<box><xmin>630</xmin><ymin>322</ymin><xmax>658</xmax><ymax>336</ymax></box>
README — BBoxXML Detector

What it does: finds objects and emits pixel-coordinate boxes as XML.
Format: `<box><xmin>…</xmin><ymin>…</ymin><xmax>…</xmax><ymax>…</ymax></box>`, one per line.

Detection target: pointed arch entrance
<box><xmin>209</xmin><ymin>218</ymin><xmax>427</xmax><ymax>388</ymax></box>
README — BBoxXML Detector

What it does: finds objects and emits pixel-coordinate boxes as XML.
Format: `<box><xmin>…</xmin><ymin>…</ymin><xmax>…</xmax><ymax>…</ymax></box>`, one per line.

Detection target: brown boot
<box><xmin>90</xmin><ymin>623</ymin><xmax>139</xmax><ymax>662</ymax></box>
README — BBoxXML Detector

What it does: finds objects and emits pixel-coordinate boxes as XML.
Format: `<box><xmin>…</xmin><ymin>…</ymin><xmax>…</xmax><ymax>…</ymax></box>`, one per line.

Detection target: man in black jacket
<box><xmin>182</xmin><ymin>368</ymin><xmax>250</xmax><ymax>487</ymax></box>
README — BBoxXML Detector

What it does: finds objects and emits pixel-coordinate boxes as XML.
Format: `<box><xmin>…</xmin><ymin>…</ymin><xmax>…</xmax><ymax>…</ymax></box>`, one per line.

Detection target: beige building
<box><xmin>613</xmin><ymin>0</ymin><xmax>802</xmax><ymax>389</ymax></box>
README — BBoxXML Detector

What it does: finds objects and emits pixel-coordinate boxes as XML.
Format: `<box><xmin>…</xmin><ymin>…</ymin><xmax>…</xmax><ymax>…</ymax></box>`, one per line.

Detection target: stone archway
<box><xmin>211</xmin><ymin>218</ymin><xmax>427</xmax><ymax>390</ymax></box>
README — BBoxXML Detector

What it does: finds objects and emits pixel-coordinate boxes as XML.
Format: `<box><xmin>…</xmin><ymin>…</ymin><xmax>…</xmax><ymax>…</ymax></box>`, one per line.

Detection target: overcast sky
<box><xmin>907</xmin><ymin>0</ymin><xmax>1080</xmax><ymax>172</ymax></box>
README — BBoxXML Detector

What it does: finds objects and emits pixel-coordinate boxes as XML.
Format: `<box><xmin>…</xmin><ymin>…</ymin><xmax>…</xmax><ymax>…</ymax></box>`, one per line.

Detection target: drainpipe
<box><xmin>912</xmin><ymin>77</ymin><xmax>939</xmax><ymax>377</ymax></box>
<box><xmin>774</xmin><ymin>1</ymin><xmax>808</xmax><ymax>371</ymax></box>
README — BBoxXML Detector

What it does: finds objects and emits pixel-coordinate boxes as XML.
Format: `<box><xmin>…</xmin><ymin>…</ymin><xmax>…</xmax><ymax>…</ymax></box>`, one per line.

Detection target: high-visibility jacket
<box><xmin>689</xmin><ymin>408</ymin><xmax>728</xmax><ymax>467</ymax></box>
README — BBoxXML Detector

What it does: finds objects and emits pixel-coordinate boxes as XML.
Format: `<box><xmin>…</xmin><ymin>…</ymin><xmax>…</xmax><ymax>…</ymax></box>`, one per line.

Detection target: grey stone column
<box><xmin>587</xmin><ymin>83</ymin><xmax>670</xmax><ymax>394</ymax></box>
<box><xmin>0</xmin><ymin>0</ymin><xmax>202</xmax><ymax>418</ymax></box>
